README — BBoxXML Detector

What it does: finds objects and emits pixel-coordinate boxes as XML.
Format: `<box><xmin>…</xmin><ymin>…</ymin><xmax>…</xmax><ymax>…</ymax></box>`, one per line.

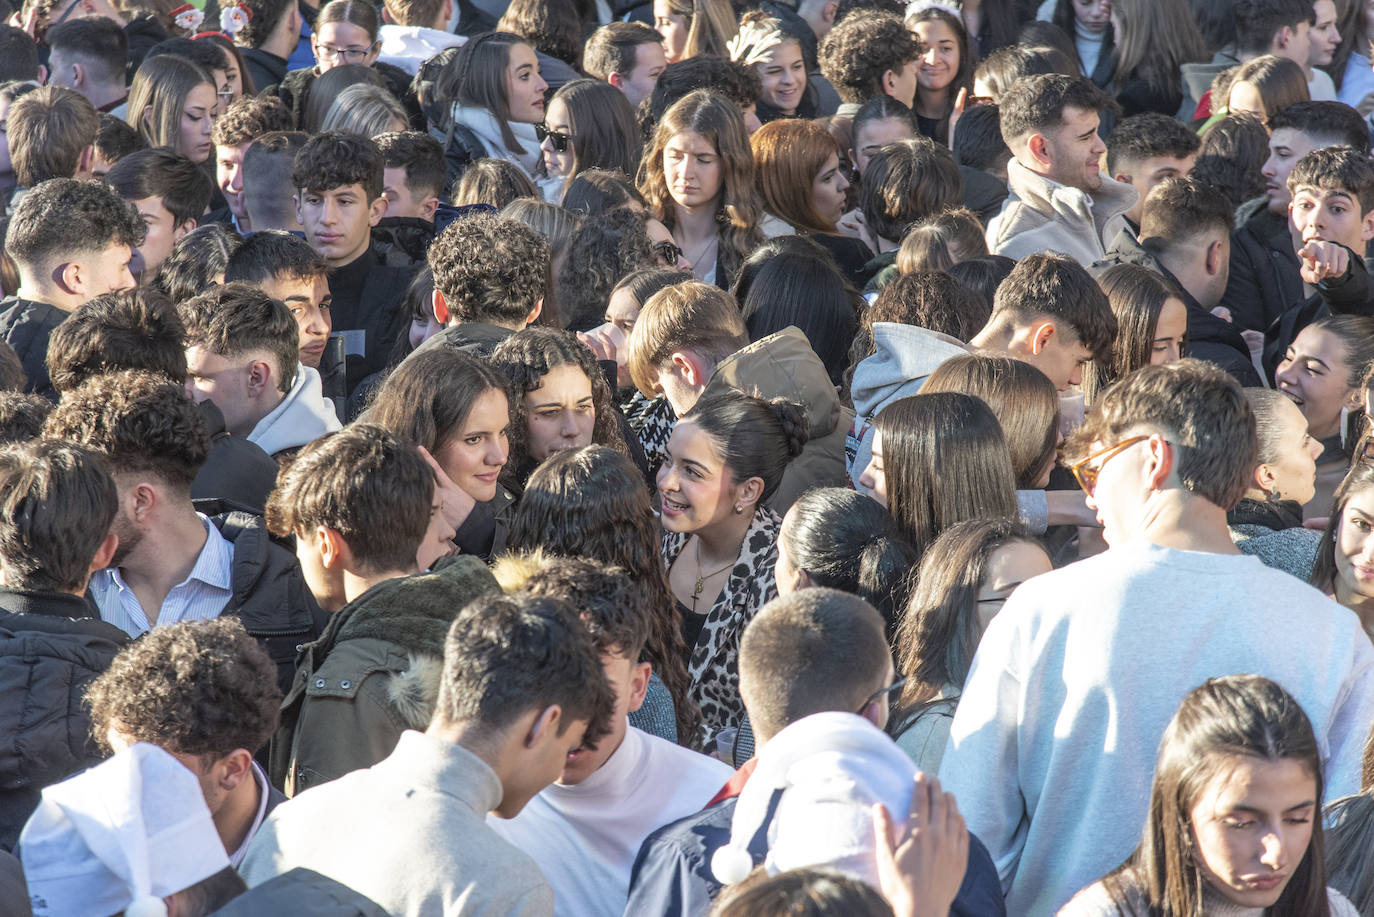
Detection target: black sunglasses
<box><xmin>856</xmin><ymin>676</ymin><xmax>908</xmax><ymax>715</ymax></box>
<box><xmin>652</xmin><ymin>239</ymin><xmax>683</xmax><ymax>266</ymax></box>
<box><xmin>535</xmin><ymin>122</ymin><xmax>571</xmax><ymax>153</ymax></box>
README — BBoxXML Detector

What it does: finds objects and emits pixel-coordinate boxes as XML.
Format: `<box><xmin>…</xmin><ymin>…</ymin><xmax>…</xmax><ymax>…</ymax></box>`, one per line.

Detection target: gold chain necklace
<box><xmin>691</xmin><ymin>536</ymin><xmax>735</xmax><ymax>611</ymax></box>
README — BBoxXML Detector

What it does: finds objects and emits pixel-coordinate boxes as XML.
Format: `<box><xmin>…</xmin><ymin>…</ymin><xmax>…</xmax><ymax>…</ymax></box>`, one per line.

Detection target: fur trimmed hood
<box><xmin>386</xmin><ymin>654</ymin><xmax>446</xmax><ymax>730</ymax></box>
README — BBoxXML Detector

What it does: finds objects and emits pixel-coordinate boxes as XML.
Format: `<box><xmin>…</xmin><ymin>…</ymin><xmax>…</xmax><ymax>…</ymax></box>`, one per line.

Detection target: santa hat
<box><xmin>18</xmin><ymin>742</ymin><xmax>231</xmax><ymax>917</ymax></box>
<box><xmin>710</xmin><ymin>711</ymin><xmax>916</xmax><ymax>890</ymax></box>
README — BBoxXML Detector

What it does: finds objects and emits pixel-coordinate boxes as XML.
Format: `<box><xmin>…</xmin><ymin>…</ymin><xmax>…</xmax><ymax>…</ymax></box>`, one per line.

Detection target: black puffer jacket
<box><xmin>0</xmin><ymin>297</ymin><xmax>66</xmax><ymax>400</ymax></box>
<box><xmin>1217</xmin><ymin>200</ymin><xmax>1304</xmax><ymax>334</ymax></box>
<box><xmin>0</xmin><ymin>590</ymin><xmax>129</xmax><ymax>852</ymax></box>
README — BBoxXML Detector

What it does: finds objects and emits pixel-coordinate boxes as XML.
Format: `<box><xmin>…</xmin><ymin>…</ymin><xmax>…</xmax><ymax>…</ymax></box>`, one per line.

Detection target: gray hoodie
<box><xmin>248</xmin><ymin>365</ymin><xmax>342</xmax><ymax>459</ymax></box>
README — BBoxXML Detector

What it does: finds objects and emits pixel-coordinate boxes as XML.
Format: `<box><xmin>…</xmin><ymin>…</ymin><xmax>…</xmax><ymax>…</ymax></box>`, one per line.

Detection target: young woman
<box><xmin>895</xmin><ymin>209</ymin><xmax>988</xmax><ymax>275</ymax></box>
<box><xmin>1312</xmin><ymin>460</ymin><xmax>1374</xmax><ymax>636</ymax></box>
<box><xmin>848</xmin><ymin>95</ymin><xmax>918</xmax><ymax>179</ymax></box>
<box><xmin>658</xmin><ymin>390</ymin><xmax>809</xmax><ymax>741</ymax></box>
<box><xmin>602</xmin><ymin>268</ymin><xmax>686</xmax><ymax>394</ymax></box>
<box><xmin>126</xmin><ymin>55</ymin><xmax>217</xmax><ymax>164</ymax></box>
<box><xmin>638</xmin><ymin>89</ymin><xmax>764</xmax><ymax>288</ymax></box>
<box><xmin>890</xmin><ymin>518</ymin><xmax>1051</xmax><ymax>773</ymax></box>
<box><xmin>1229</xmin><ymin>388</ymin><xmax>1325</xmax><ymax>580</ymax></box>
<box><xmin>1277</xmin><ymin>316</ymin><xmax>1374</xmax><ymax>520</ymax></box>
<box><xmin>652</xmin><ymin>0</ymin><xmax>738</xmax><ymax>64</ymax></box>
<box><xmin>1109</xmin><ymin>0</ymin><xmax>1210</xmax><ymax>116</ymax></box>
<box><xmin>750</xmin><ymin>119</ymin><xmax>873</xmax><ymax>283</ymax></box>
<box><xmin>774</xmin><ymin>487</ymin><xmax>918</xmax><ymax>638</ymax></box>
<box><xmin>506</xmin><ymin>445</ymin><xmax>702</xmax><ymax>746</ymax></box>
<box><xmin>1061</xmin><ymin>674</ymin><xmax>1358</xmax><ymax>916</ymax></box>
<box><xmin>496</xmin><ymin>0</ymin><xmax>583</xmax><ymax>71</ymax></box>
<box><xmin>320</xmin><ymin>83</ymin><xmax>409</xmax><ymax>138</ymax></box>
<box><xmin>1082</xmin><ymin>263</ymin><xmax>1189</xmax><ymax>404</ymax></box>
<box><xmin>361</xmin><ymin>348</ymin><xmax>512</xmax><ymax>561</ymax></box>
<box><xmin>539</xmin><ymin>80</ymin><xmax>641</xmax><ymax>195</ymax></box>
<box><xmin>959</xmin><ymin>0</ymin><xmax>1018</xmax><ymax>57</ymax></box>
<box><xmin>1192</xmin><ymin>113</ymin><xmax>1271</xmax><ymax>211</ymax></box>
<box><xmin>1048</xmin><ymin>0</ymin><xmax>1115</xmax><ymax>86</ymax></box>
<box><xmin>489</xmin><ymin>327</ymin><xmax>630</xmax><ymax>492</ymax></box>
<box><xmin>906</xmin><ymin>7</ymin><xmax>975</xmax><ymax>145</ymax></box>
<box><xmin>732</xmin><ymin>12</ymin><xmax>817</xmax><ymax>123</ymax></box>
<box><xmin>450</xmin><ymin>157</ymin><xmax>538</xmax><ymax>208</ymax></box>
<box><xmin>439</xmin><ymin>32</ymin><xmax>552</xmax><ymax>189</ymax></box>
<box><xmin>1226</xmin><ymin>55</ymin><xmax>1311</xmax><ymax>120</ymax></box>
<box><xmin>858</xmin><ymin>392</ymin><xmax>1020</xmax><ymax>559</ymax></box>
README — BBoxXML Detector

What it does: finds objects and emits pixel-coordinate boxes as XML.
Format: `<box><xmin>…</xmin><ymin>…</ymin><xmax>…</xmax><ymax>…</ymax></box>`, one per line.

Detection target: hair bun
<box><xmin>767</xmin><ymin>397</ymin><xmax>810</xmax><ymax>459</ymax></box>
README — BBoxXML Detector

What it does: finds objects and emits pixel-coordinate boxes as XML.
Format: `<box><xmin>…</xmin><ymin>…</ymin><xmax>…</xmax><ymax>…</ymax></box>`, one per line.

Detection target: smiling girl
<box><xmin>732</xmin><ymin>12</ymin><xmax>817</xmax><ymax>123</ymax></box>
<box><xmin>905</xmin><ymin>6</ymin><xmax>975</xmax><ymax>144</ymax></box>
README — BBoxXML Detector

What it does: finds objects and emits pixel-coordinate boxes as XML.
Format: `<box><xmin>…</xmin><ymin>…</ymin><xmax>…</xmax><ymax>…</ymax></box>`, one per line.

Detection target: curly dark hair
<box><xmin>211</xmin><ymin>94</ymin><xmax>293</xmax><ymax>148</ymax></box>
<box><xmin>818</xmin><ymin>10</ymin><xmax>920</xmax><ymax>104</ymax></box>
<box><xmin>520</xmin><ymin>555</ymin><xmax>650</xmax><ymax>660</ymax></box>
<box><xmin>291</xmin><ymin>130</ymin><xmax>385</xmax><ymax>200</ymax></box>
<box><xmin>0</xmin><ymin>391</ymin><xmax>51</xmax><ymax>444</ymax></box>
<box><xmin>557</xmin><ymin>207</ymin><xmax>655</xmax><ymax>332</ymax></box>
<box><xmin>490</xmin><ymin>327</ymin><xmax>629</xmax><ymax>491</ymax></box>
<box><xmin>86</xmin><ymin>617</ymin><xmax>282</xmax><ymax>761</ymax></box>
<box><xmin>427</xmin><ymin>213</ymin><xmax>550</xmax><ymax>327</ymax></box>
<box><xmin>47</xmin><ymin>289</ymin><xmax>187</xmax><ymax>394</ymax></box>
<box><xmin>5</xmin><ymin>178</ymin><xmax>144</xmax><ymax>270</ymax></box>
<box><xmin>43</xmin><ymin>369</ymin><xmax>212</xmax><ymax>491</ymax></box>
<box><xmin>151</xmin><ymin>223</ymin><xmax>243</xmax><ymax>306</ymax></box>
<box><xmin>178</xmin><ymin>282</ymin><xmax>300</xmax><ymax>395</ymax></box>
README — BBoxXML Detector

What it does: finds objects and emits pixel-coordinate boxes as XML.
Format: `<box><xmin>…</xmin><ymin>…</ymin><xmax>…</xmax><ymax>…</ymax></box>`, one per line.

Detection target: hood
<box><xmin>378</xmin><ymin>25</ymin><xmax>465</xmax><ymax>75</ymax></box>
<box><xmin>850</xmin><ymin>322</ymin><xmax>969</xmax><ymax>419</ymax></box>
<box><xmin>247</xmin><ymin>365</ymin><xmax>341</xmax><ymax>458</ymax></box>
<box><xmin>703</xmin><ymin>327</ymin><xmax>842</xmax><ymax>438</ymax></box>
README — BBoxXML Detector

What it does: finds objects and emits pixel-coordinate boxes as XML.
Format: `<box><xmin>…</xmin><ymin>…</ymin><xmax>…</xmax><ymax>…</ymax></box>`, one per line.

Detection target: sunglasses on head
<box><xmin>652</xmin><ymin>240</ymin><xmax>683</xmax><ymax>266</ymax></box>
<box><xmin>535</xmin><ymin>123</ymin><xmax>571</xmax><ymax>153</ymax></box>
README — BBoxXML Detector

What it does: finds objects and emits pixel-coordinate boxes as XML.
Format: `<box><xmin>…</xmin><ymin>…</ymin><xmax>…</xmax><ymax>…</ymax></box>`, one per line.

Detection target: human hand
<box><xmin>727</xmin><ymin>20</ymin><xmax>782</xmax><ymax>64</ymax></box>
<box><xmin>1356</xmin><ymin>90</ymin><xmax>1374</xmax><ymax>117</ymax></box>
<box><xmin>1299</xmin><ymin>240</ymin><xmax>1351</xmax><ymax>285</ymax></box>
<box><xmin>948</xmin><ymin>87</ymin><xmax>968</xmax><ymax>148</ymax></box>
<box><xmin>873</xmin><ymin>773</ymin><xmax>969</xmax><ymax>917</ymax></box>
<box><xmin>837</xmin><ymin>208</ymin><xmax>867</xmax><ymax>241</ymax></box>
<box><xmin>418</xmin><ymin>445</ymin><xmax>476</xmax><ymax>536</ymax></box>
<box><xmin>577</xmin><ymin>322</ymin><xmax>628</xmax><ymax>365</ymax></box>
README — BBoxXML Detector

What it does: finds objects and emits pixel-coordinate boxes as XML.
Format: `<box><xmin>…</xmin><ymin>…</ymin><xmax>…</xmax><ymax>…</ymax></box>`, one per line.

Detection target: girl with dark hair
<box><xmin>731</xmin><ymin>11</ymin><xmax>818</xmax><ymax>123</ymax></box>
<box><xmin>1082</xmin><ymin>263</ymin><xmax>1189</xmax><ymax>405</ymax></box>
<box><xmin>1226</xmin><ymin>55</ymin><xmax>1311</xmax><ymax>121</ymax></box>
<box><xmin>960</xmin><ymin>0</ymin><xmax>1019</xmax><ymax>57</ymax></box>
<box><xmin>598</xmin><ymin>268</ymin><xmax>688</xmax><ymax>391</ymax></box>
<box><xmin>562</xmin><ymin>168</ymin><xmax>648</xmax><ymax>215</ymax></box>
<box><xmin>496</xmin><ymin>0</ymin><xmax>584</xmax><ymax>71</ymax></box>
<box><xmin>538</xmin><ymin>79</ymin><xmax>642</xmax><ymax>195</ymax></box>
<box><xmin>450</xmin><ymin>157</ymin><xmax>538</xmax><ymax>208</ymax></box>
<box><xmin>906</xmin><ymin>7</ymin><xmax>976</xmax><ymax>144</ymax></box>
<box><xmin>126</xmin><ymin>55</ymin><xmax>216</xmax><ymax>163</ymax></box>
<box><xmin>847</xmin><ymin>95</ymin><xmax>918</xmax><ymax>178</ymax></box>
<box><xmin>857</xmin><ymin>392</ymin><xmax>1019</xmax><ymax>559</ymax></box>
<box><xmin>1047</xmin><ymin>0</ymin><xmax>1115</xmax><ymax>87</ymax></box>
<box><xmin>489</xmin><ymin>327</ymin><xmax>630</xmax><ymax>493</ymax></box>
<box><xmin>1191</xmin><ymin>113</ymin><xmax>1270</xmax><ymax>211</ymax></box>
<box><xmin>1061</xmin><ymin>674</ymin><xmax>1355</xmax><ymax>917</ymax></box>
<box><xmin>506</xmin><ymin>445</ymin><xmax>703</xmax><ymax>746</ymax></box>
<box><xmin>774</xmin><ymin>487</ymin><xmax>918</xmax><ymax>637</ymax></box>
<box><xmin>658</xmin><ymin>389</ymin><xmax>809</xmax><ymax>742</ymax></box>
<box><xmin>1312</xmin><ymin>460</ymin><xmax>1374</xmax><ymax>636</ymax></box>
<box><xmin>890</xmin><ymin>518</ymin><xmax>1050</xmax><ymax>772</ymax></box>
<box><xmin>1109</xmin><ymin>0</ymin><xmax>1210</xmax><ymax>115</ymax></box>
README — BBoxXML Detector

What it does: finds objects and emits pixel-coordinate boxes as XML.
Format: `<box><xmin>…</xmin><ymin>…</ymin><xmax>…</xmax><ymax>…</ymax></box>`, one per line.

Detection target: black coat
<box><xmin>191</xmin><ymin>400</ymin><xmax>282</xmax><ymax>515</ymax></box>
<box><xmin>1262</xmin><ymin>242</ymin><xmax>1374</xmax><ymax>381</ymax></box>
<box><xmin>1218</xmin><ymin>201</ymin><xmax>1304</xmax><ymax>334</ymax></box>
<box><xmin>0</xmin><ymin>297</ymin><xmax>66</xmax><ymax>400</ymax></box>
<box><xmin>0</xmin><ymin>589</ymin><xmax>129</xmax><ymax>852</ymax></box>
<box><xmin>242</xmin><ymin>47</ymin><xmax>289</xmax><ymax>98</ymax></box>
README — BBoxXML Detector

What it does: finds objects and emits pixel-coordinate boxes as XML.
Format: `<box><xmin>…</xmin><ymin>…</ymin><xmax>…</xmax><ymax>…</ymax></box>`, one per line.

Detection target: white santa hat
<box><xmin>710</xmin><ymin>711</ymin><xmax>916</xmax><ymax>890</ymax></box>
<box><xmin>18</xmin><ymin>742</ymin><xmax>231</xmax><ymax>917</ymax></box>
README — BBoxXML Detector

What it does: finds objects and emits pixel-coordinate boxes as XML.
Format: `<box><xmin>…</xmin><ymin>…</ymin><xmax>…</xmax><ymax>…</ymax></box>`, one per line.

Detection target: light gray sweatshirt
<box><xmin>940</xmin><ymin>541</ymin><xmax>1374</xmax><ymax>917</ymax></box>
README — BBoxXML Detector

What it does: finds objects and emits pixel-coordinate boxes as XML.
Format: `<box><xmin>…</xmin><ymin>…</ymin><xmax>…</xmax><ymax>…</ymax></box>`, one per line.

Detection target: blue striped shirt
<box><xmin>90</xmin><ymin>515</ymin><xmax>235</xmax><ymax>638</ymax></box>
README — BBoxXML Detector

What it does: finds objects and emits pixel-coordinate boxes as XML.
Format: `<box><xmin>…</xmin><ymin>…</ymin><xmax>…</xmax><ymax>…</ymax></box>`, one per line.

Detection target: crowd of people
<box><xmin>3</xmin><ymin>0</ymin><xmax>1374</xmax><ymax>914</ymax></box>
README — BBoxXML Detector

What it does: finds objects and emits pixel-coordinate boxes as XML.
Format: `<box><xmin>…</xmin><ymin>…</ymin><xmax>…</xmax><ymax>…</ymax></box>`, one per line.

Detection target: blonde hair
<box><xmin>126</xmin><ymin>54</ymin><xmax>214</xmax><ymax>153</ymax></box>
<box><xmin>662</xmin><ymin>0</ymin><xmax>738</xmax><ymax>59</ymax></box>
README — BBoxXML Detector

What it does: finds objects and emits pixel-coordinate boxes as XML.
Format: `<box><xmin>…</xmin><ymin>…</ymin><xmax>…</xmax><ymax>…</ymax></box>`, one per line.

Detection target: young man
<box><xmin>0</xmin><ymin>391</ymin><xmax>50</xmax><ymax>444</ymax></box>
<box><xmin>1220</xmin><ymin>100</ymin><xmax>1369</xmax><ymax>332</ymax></box>
<box><xmin>210</xmin><ymin>95</ymin><xmax>294</xmax><ymax>233</ymax></box>
<box><xmin>818</xmin><ymin>10</ymin><xmax>919</xmax><ymax>116</ymax></box>
<box><xmin>264</xmin><ymin>425</ymin><xmax>483</xmax><ymax>793</ymax></box>
<box><xmin>1181</xmin><ymin>0</ymin><xmax>1314</xmax><ymax>117</ymax></box>
<box><xmin>86</xmin><ymin>618</ymin><xmax>285</xmax><ymax>866</ymax></box>
<box><xmin>857</xmin><ymin>137</ymin><xmax>963</xmax><ymax>281</ymax></box>
<box><xmin>44</xmin><ymin>289</ymin><xmax>282</xmax><ymax>514</ymax></box>
<box><xmin>584</xmin><ymin>22</ymin><xmax>668</xmax><ymax>109</ymax></box>
<box><xmin>377</xmin><ymin>0</ymin><xmax>462</xmax><ymax>75</ymax></box>
<box><xmin>43</xmin><ymin>369</ymin><xmax>325</xmax><ymax>692</ymax></box>
<box><xmin>240</xmin><ymin>592</ymin><xmax>615</xmax><ymax>916</ymax></box>
<box><xmin>969</xmin><ymin>252</ymin><xmax>1117</xmax><ymax>393</ymax></box>
<box><xmin>293</xmin><ymin>130</ymin><xmax>417</xmax><ymax>386</ymax></box>
<box><xmin>6</xmin><ymin>85</ymin><xmax>98</xmax><ymax>191</ymax></box>
<box><xmin>223</xmin><ymin>230</ymin><xmax>335</xmax><ymax>380</ymax></box>
<box><xmin>235</xmin><ymin>0</ymin><xmax>303</xmax><ymax>92</ymax></box>
<box><xmin>0</xmin><ymin>178</ymin><xmax>142</xmax><ymax>398</ymax></box>
<box><xmin>374</xmin><ymin>129</ymin><xmax>445</xmax><ymax>263</ymax></box>
<box><xmin>1099</xmin><ymin>177</ymin><xmax>1259</xmax><ymax>386</ymax></box>
<box><xmin>939</xmin><ymin>359</ymin><xmax>1374</xmax><ymax>917</ymax></box>
<box><xmin>0</xmin><ymin>440</ymin><xmax>127</xmax><ymax>851</ymax></box>
<box><xmin>241</xmin><ymin>130</ymin><xmax>308</xmax><ymax>233</ymax></box>
<box><xmin>44</xmin><ymin>17</ymin><xmax>128</xmax><ymax>112</ymax></box>
<box><xmin>1104</xmin><ymin>113</ymin><xmax>1200</xmax><ymax>235</ymax></box>
<box><xmin>626</xmin><ymin>588</ymin><xmax>1004</xmax><ymax>917</ymax></box>
<box><xmin>492</xmin><ymin>557</ymin><xmax>732</xmax><ymax>917</ymax></box>
<box><xmin>179</xmin><ymin>282</ymin><xmax>341</xmax><ymax>460</ymax></box>
<box><xmin>626</xmin><ymin>281</ymin><xmax>851</xmax><ymax>513</ymax></box>
<box><xmin>988</xmin><ymin>73</ymin><xmax>1136</xmax><ymax>265</ymax></box>
<box><xmin>104</xmin><ymin>148</ymin><xmax>213</xmax><ymax>280</ymax></box>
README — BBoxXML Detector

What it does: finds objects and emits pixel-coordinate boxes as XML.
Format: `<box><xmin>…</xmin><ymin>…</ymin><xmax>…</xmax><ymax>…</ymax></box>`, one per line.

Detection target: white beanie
<box><xmin>18</xmin><ymin>742</ymin><xmax>231</xmax><ymax>917</ymax></box>
<box><xmin>710</xmin><ymin>711</ymin><xmax>916</xmax><ymax>890</ymax></box>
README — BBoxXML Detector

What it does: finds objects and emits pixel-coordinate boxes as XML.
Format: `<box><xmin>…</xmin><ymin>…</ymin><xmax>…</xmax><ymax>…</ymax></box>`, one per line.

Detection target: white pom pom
<box><xmin>126</xmin><ymin>896</ymin><xmax>169</xmax><ymax>917</ymax></box>
<box><xmin>711</xmin><ymin>844</ymin><xmax>755</xmax><ymax>885</ymax></box>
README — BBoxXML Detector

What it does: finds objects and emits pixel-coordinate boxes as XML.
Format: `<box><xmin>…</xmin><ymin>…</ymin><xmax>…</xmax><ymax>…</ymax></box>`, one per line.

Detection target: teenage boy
<box><xmin>86</xmin><ymin>618</ymin><xmax>285</xmax><ymax>866</ymax></box>
<box><xmin>179</xmin><ymin>282</ymin><xmax>341</xmax><ymax>460</ymax></box>
<box><xmin>374</xmin><ymin>130</ymin><xmax>445</xmax><ymax>263</ymax></box>
<box><xmin>377</xmin><ymin>0</ymin><xmax>463</xmax><ymax>75</ymax></box>
<box><xmin>989</xmin><ymin>73</ymin><xmax>1136</xmax><ymax>265</ymax></box>
<box><xmin>44</xmin><ymin>17</ymin><xmax>129</xmax><ymax>112</ymax></box>
<box><xmin>242</xmin><ymin>130</ymin><xmax>308</xmax><ymax>233</ymax></box>
<box><xmin>236</xmin><ymin>0</ymin><xmax>303</xmax><ymax>92</ymax></box>
<box><xmin>210</xmin><ymin>95</ymin><xmax>293</xmax><ymax>233</ymax></box>
<box><xmin>584</xmin><ymin>22</ymin><xmax>668</xmax><ymax>109</ymax></box>
<box><xmin>6</xmin><ymin>85</ymin><xmax>98</xmax><ymax>190</ymax></box>
<box><xmin>264</xmin><ymin>425</ymin><xmax>482</xmax><ymax>793</ymax></box>
<box><xmin>293</xmin><ymin>131</ymin><xmax>417</xmax><ymax>387</ymax></box>
<box><xmin>1182</xmin><ymin>0</ymin><xmax>1314</xmax><ymax>119</ymax></box>
<box><xmin>0</xmin><ymin>440</ymin><xmax>127</xmax><ymax>851</ymax></box>
<box><xmin>43</xmin><ymin>369</ymin><xmax>325</xmax><ymax>692</ymax></box>
<box><xmin>969</xmin><ymin>252</ymin><xmax>1118</xmax><ymax>393</ymax></box>
<box><xmin>1220</xmin><ymin>100</ymin><xmax>1369</xmax><ymax>332</ymax></box>
<box><xmin>492</xmin><ymin>557</ymin><xmax>732</xmax><ymax>917</ymax></box>
<box><xmin>0</xmin><ymin>178</ymin><xmax>142</xmax><ymax>398</ymax></box>
<box><xmin>224</xmin><ymin>230</ymin><xmax>334</xmax><ymax>371</ymax></box>
<box><xmin>240</xmin><ymin>592</ymin><xmax>615</xmax><ymax>916</ymax></box>
<box><xmin>818</xmin><ymin>11</ymin><xmax>919</xmax><ymax>117</ymax></box>
<box><xmin>1104</xmin><ymin>113</ymin><xmax>1200</xmax><ymax>235</ymax></box>
<box><xmin>104</xmin><ymin>148</ymin><xmax>213</xmax><ymax>280</ymax></box>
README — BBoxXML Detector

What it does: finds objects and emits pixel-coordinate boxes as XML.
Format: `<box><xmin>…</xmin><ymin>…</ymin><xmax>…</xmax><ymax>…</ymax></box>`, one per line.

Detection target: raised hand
<box><xmin>872</xmin><ymin>773</ymin><xmax>970</xmax><ymax>917</ymax></box>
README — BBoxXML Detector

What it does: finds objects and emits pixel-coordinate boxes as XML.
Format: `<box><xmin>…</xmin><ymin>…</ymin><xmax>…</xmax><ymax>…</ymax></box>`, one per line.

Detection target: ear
<box><xmin>1205</xmin><ymin>238</ymin><xmax>1226</xmax><ymax>276</ymax></box>
<box><xmin>36</xmin><ymin>63</ymin><xmax>47</xmax><ymax>85</ymax></box>
<box><xmin>88</xmin><ymin>531</ymin><xmax>118</xmax><ymax>575</ymax></box>
<box><xmin>246</xmin><ymin>357</ymin><xmax>273</xmax><ymax>396</ymax></box>
<box><xmin>380</xmin><ymin>5</ymin><xmax>396</xmax><ymax>23</ymax></box>
<box><xmin>1360</xmin><ymin>207</ymin><xmax>1374</xmax><ymax>243</ymax></box>
<box><xmin>1254</xmin><ymin>461</ymin><xmax>1277</xmax><ymax>494</ymax></box>
<box><xmin>420</xmin><ymin>196</ymin><xmax>439</xmax><ymax>222</ymax></box>
<box><xmin>293</xmin><ymin>193</ymin><xmax>304</xmax><ymax>226</ymax></box>
<box><xmin>76</xmin><ymin>144</ymin><xmax>95</xmax><ymax>178</ymax></box>
<box><xmin>880</xmin><ymin>67</ymin><xmax>901</xmax><ymax>97</ymax></box>
<box><xmin>793</xmin><ymin>567</ymin><xmax>813</xmax><ymax>590</ymax></box>
<box><xmin>734</xmin><ymin>474</ymin><xmax>765</xmax><ymax>510</ymax></box>
<box><xmin>1274</xmin><ymin>24</ymin><xmax>1293</xmax><ymax>52</ymax></box>
<box><xmin>56</xmin><ymin>260</ymin><xmax>82</xmax><ymax>295</ymax></box>
<box><xmin>1112</xmin><ymin>171</ymin><xmax>1132</xmax><ymax>185</ymax></box>
<box><xmin>1144</xmin><ymin>435</ymin><xmax>1175</xmax><ymax>491</ymax></box>
<box><xmin>1026</xmin><ymin>132</ymin><xmax>1052</xmax><ymax>170</ymax></box>
<box><xmin>607</xmin><ymin>71</ymin><xmax>625</xmax><ymax>91</ymax></box>
<box><xmin>431</xmin><ymin>288</ymin><xmax>450</xmax><ymax>324</ymax></box>
<box><xmin>523</xmin><ymin>297</ymin><xmax>543</xmax><ymax>328</ymax></box>
<box><xmin>174</xmin><ymin>216</ymin><xmax>197</xmax><ymax>243</ymax></box>
<box><xmin>822</xmin><ymin>0</ymin><xmax>838</xmax><ymax>25</ymax></box>
<box><xmin>669</xmin><ymin>350</ymin><xmax>708</xmax><ymax>388</ymax></box>
<box><xmin>215</xmin><ymin>748</ymin><xmax>254</xmax><ymax>790</ymax></box>
<box><xmin>316</xmin><ymin>525</ymin><xmax>352</xmax><ymax>570</ymax></box>
<box><xmin>525</xmin><ymin>704</ymin><xmax>562</xmax><ymax>748</ymax></box>
<box><xmin>857</xmin><ymin>695</ymin><xmax>885</xmax><ymax>730</ymax></box>
<box><xmin>130</xmin><ymin>480</ymin><xmax>158</xmax><ymax>523</ymax></box>
<box><xmin>626</xmin><ymin>662</ymin><xmax>651</xmax><ymax>714</ymax></box>
<box><xmin>368</xmin><ymin>195</ymin><xmax>388</xmax><ymax>226</ymax></box>
<box><xmin>1029</xmin><ymin>320</ymin><xmax>1057</xmax><ymax>355</ymax></box>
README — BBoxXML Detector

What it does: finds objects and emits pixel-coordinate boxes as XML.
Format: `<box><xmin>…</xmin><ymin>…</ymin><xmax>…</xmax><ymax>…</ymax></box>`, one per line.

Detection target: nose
<box><xmin>560</xmin><ymin>412</ymin><xmax>579</xmax><ymax>438</ymax></box>
<box><xmin>858</xmin><ymin>459</ymin><xmax>876</xmax><ymax>491</ymax></box>
<box><xmin>658</xmin><ymin>464</ymin><xmax>678</xmax><ymax>492</ymax></box>
<box><xmin>1262</xmin><ymin>155</ymin><xmax>1277</xmax><ymax>179</ymax></box>
<box><xmin>1259</xmin><ymin>830</ymin><xmax>1289</xmax><ymax>870</ymax></box>
<box><xmin>1275</xmin><ymin>361</ymin><xmax>1296</xmax><ymax>387</ymax></box>
<box><xmin>540</xmin><ymin>137</ymin><xmax>554</xmax><ymax>155</ymax></box>
<box><xmin>228</xmin><ymin>166</ymin><xmax>242</xmax><ymax>193</ymax></box>
<box><xmin>535</xmin><ymin>74</ymin><xmax>548</xmax><ymax>95</ymax></box>
<box><xmin>836</xmin><ymin>172</ymin><xmax>849</xmax><ymax>192</ymax></box>
<box><xmin>1068</xmin><ymin>363</ymin><xmax>1084</xmax><ymax>387</ymax></box>
<box><xmin>486</xmin><ymin>440</ymin><xmax>506</xmax><ymax>468</ymax></box>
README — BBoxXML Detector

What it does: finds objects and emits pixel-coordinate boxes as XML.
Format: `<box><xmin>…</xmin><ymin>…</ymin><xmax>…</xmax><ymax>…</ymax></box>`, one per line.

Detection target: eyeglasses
<box><xmin>535</xmin><ymin>122</ymin><xmax>572</xmax><ymax>152</ymax></box>
<box><xmin>317</xmin><ymin>43</ymin><xmax>376</xmax><ymax>63</ymax></box>
<box><xmin>856</xmin><ymin>676</ymin><xmax>908</xmax><ymax>715</ymax></box>
<box><xmin>1068</xmin><ymin>434</ymin><xmax>1171</xmax><ymax>497</ymax></box>
<box><xmin>652</xmin><ymin>239</ymin><xmax>683</xmax><ymax>266</ymax></box>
